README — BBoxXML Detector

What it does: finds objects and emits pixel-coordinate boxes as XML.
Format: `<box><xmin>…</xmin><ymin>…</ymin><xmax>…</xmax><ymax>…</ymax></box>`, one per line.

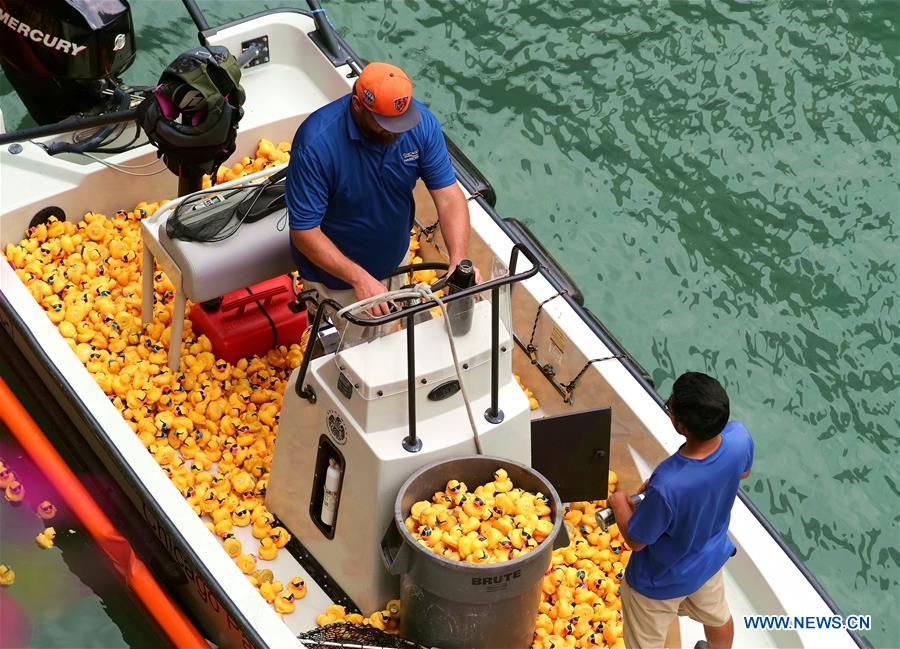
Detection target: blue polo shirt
<box><xmin>624</xmin><ymin>421</ymin><xmax>754</xmax><ymax>599</ymax></box>
<box><xmin>285</xmin><ymin>95</ymin><xmax>457</xmax><ymax>289</ymax></box>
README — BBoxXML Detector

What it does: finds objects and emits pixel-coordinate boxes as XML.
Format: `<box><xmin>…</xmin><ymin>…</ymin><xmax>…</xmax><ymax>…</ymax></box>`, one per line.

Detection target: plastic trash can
<box><xmin>381</xmin><ymin>455</ymin><xmax>569</xmax><ymax>649</ymax></box>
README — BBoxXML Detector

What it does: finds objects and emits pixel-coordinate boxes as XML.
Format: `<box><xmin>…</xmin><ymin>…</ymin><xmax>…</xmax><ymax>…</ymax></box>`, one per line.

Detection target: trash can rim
<box><xmin>392</xmin><ymin>454</ymin><xmax>565</xmax><ymax>572</ymax></box>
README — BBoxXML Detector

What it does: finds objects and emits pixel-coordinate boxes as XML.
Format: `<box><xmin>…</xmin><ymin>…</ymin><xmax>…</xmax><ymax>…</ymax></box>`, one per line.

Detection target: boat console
<box><xmin>268</xmin><ymin>247</ymin><xmax>540</xmax><ymax>611</ymax></box>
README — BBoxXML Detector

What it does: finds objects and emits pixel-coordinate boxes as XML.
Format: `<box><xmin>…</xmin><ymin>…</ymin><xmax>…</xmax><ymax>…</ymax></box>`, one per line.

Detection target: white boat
<box><xmin>0</xmin><ymin>4</ymin><xmax>861</xmax><ymax>648</ymax></box>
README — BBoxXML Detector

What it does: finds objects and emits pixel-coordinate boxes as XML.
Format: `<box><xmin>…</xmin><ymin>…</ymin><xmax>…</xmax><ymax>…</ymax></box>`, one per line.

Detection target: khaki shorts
<box><xmin>622</xmin><ymin>568</ymin><xmax>732</xmax><ymax>649</ymax></box>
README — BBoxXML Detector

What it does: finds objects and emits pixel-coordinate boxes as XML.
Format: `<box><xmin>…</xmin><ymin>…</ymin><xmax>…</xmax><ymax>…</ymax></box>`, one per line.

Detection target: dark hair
<box><xmin>669</xmin><ymin>372</ymin><xmax>730</xmax><ymax>440</ymax></box>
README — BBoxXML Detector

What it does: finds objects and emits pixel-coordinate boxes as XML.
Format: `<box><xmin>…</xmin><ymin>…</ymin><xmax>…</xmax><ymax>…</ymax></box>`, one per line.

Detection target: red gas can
<box><xmin>190</xmin><ymin>276</ymin><xmax>307</xmax><ymax>364</ymax></box>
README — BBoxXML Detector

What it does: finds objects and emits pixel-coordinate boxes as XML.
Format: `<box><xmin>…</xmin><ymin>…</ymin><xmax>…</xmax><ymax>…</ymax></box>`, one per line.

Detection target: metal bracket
<box><xmin>296</xmin><ymin>382</ymin><xmax>316</xmax><ymax>403</ymax></box>
<box><xmin>241</xmin><ymin>35</ymin><xmax>270</xmax><ymax>67</ymax></box>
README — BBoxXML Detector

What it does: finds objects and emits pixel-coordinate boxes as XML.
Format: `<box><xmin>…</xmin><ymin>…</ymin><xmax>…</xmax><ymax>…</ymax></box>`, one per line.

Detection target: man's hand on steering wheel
<box><xmin>351</xmin><ymin>271</ymin><xmax>393</xmax><ymax>316</ymax></box>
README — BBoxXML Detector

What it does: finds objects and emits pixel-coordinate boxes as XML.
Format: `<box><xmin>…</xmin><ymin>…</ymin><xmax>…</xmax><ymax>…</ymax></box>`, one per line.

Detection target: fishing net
<box><xmin>296</xmin><ymin>623</ymin><xmax>429</xmax><ymax>649</ymax></box>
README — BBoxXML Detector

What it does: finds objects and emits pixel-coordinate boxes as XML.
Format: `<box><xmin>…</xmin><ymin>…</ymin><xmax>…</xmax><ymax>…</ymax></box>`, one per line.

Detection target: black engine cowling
<box><xmin>0</xmin><ymin>0</ymin><xmax>135</xmax><ymax>124</ymax></box>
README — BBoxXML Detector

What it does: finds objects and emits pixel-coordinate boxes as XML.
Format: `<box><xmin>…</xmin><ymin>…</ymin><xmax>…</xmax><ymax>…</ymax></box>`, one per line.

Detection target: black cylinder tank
<box><xmin>0</xmin><ymin>0</ymin><xmax>135</xmax><ymax>124</ymax></box>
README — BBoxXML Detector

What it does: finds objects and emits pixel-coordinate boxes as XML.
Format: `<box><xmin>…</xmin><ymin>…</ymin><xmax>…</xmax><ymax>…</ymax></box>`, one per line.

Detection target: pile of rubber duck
<box><xmin>531</xmin><ymin>470</ymin><xmax>627</xmax><ymax>649</ymax></box>
<box><xmin>0</xmin><ymin>457</ymin><xmax>61</xmax><ymax>587</ymax></box>
<box><xmin>515</xmin><ymin>373</ymin><xmax>541</xmax><ymax>411</ymax></box>
<box><xmin>201</xmin><ymin>139</ymin><xmax>290</xmax><ymax>188</ymax></box>
<box><xmin>312</xmin><ymin>471</ymin><xmax>628</xmax><ymax>647</ymax></box>
<box><xmin>405</xmin><ymin>469</ymin><xmax>554</xmax><ymax>563</ymax></box>
<box><xmin>4</xmin><ymin>136</ymin><xmax>621</xmax><ymax>638</ymax></box>
<box><xmin>2</xmin><ymin>140</ymin><xmax>311</xmax><ymax>615</ymax></box>
<box><xmin>313</xmin><ymin>599</ymin><xmax>401</xmax><ymax>633</ymax></box>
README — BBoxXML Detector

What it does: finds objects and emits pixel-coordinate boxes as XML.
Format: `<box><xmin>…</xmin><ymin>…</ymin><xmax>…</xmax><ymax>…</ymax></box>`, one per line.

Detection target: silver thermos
<box><xmin>595</xmin><ymin>493</ymin><xmax>645</xmax><ymax>532</ymax></box>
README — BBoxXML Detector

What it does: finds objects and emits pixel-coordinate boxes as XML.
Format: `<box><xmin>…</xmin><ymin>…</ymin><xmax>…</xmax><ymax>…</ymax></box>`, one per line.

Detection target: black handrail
<box><xmin>295</xmin><ymin>243</ymin><xmax>541</xmax><ymax>405</ymax></box>
<box><xmin>0</xmin><ymin>108</ymin><xmax>142</xmax><ymax>146</ymax></box>
<box><xmin>295</xmin><ymin>244</ymin><xmax>540</xmax><ymax>458</ymax></box>
<box><xmin>181</xmin><ymin>0</ymin><xmax>210</xmax><ymax>44</ymax></box>
<box><xmin>401</xmin><ymin>313</ymin><xmax>422</xmax><ymax>452</ymax></box>
<box><xmin>338</xmin><ymin>244</ymin><xmax>539</xmax><ymax>329</ymax></box>
<box><xmin>306</xmin><ymin>0</ymin><xmax>344</xmax><ymax>61</ymax></box>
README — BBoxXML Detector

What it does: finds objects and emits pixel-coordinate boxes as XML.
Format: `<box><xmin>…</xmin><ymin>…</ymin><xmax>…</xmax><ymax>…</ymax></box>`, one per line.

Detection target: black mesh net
<box><xmin>296</xmin><ymin>623</ymin><xmax>428</xmax><ymax>649</ymax></box>
<box><xmin>165</xmin><ymin>181</ymin><xmax>286</xmax><ymax>242</ymax></box>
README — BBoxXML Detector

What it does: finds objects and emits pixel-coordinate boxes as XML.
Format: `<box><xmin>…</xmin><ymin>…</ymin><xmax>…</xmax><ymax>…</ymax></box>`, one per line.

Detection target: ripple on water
<box><xmin>1</xmin><ymin>1</ymin><xmax>897</xmax><ymax>646</ymax></box>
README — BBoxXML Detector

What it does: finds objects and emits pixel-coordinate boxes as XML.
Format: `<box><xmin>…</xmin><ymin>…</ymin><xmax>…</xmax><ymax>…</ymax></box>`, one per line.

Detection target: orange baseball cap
<box><xmin>355</xmin><ymin>62</ymin><xmax>420</xmax><ymax>133</ymax></box>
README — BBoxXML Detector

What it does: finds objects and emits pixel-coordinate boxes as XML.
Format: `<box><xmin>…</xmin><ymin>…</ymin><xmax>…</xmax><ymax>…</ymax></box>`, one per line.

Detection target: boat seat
<box><xmin>156</xmin><ymin>211</ymin><xmax>293</xmax><ymax>304</ymax></box>
<box><xmin>139</xmin><ymin>170</ymin><xmax>296</xmax><ymax>370</ymax></box>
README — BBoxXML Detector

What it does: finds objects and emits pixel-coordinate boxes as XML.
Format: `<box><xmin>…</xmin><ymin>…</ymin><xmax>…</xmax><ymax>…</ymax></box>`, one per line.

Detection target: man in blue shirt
<box><xmin>609</xmin><ymin>372</ymin><xmax>754</xmax><ymax>649</ymax></box>
<box><xmin>285</xmin><ymin>62</ymin><xmax>472</xmax><ymax>327</ymax></box>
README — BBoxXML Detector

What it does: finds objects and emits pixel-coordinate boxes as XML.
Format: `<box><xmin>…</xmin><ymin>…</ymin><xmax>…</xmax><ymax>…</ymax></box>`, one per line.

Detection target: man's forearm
<box><xmin>431</xmin><ymin>185</ymin><xmax>470</xmax><ymax>265</ymax></box>
<box><xmin>291</xmin><ymin>227</ymin><xmax>367</xmax><ymax>285</ymax></box>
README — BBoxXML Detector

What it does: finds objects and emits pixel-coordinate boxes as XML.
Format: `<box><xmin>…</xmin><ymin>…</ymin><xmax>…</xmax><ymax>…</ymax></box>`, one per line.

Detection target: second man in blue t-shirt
<box><xmin>609</xmin><ymin>371</ymin><xmax>754</xmax><ymax>649</ymax></box>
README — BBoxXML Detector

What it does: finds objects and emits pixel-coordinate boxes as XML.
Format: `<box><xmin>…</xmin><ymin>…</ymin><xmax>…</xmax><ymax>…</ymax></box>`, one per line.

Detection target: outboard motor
<box><xmin>0</xmin><ymin>0</ymin><xmax>136</xmax><ymax>124</ymax></box>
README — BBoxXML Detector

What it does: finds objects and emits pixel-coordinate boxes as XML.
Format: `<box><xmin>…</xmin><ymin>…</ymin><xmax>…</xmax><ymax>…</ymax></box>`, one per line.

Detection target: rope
<box><xmin>560</xmin><ymin>354</ymin><xmax>627</xmax><ymax>404</ymax></box>
<box><xmin>82</xmin><ymin>152</ymin><xmax>164</xmax><ymax>168</ymax></box>
<box><xmin>527</xmin><ymin>290</ymin><xmax>567</xmax><ymax>351</ymax></box>
<box><xmin>338</xmin><ymin>284</ymin><xmax>483</xmax><ymax>454</ymax></box>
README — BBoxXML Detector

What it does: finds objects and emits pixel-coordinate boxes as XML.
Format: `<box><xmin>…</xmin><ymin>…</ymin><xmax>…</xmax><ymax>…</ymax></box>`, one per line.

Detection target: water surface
<box><xmin>1</xmin><ymin>1</ymin><xmax>897</xmax><ymax>647</ymax></box>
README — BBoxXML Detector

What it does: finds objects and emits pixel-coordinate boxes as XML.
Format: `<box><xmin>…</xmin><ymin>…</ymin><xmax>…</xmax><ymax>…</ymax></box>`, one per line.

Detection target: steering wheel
<box><xmin>337</xmin><ymin>262</ymin><xmax>455</xmax><ymax>321</ymax></box>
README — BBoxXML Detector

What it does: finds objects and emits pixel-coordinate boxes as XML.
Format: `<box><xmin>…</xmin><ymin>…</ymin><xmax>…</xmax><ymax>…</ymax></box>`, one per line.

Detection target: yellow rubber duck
<box><xmin>251</xmin><ymin>568</ymin><xmax>274</xmax><ymax>585</ymax></box>
<box><xmin>231</xmin><ymin>506</ymin><xmax>251</xmax><ymax>527</ymax></box>
<box><xmin>251</xmin><ymin>512</ymin><xmax>274</xmax><ymax>539</ymax></box>
<box><xmin>257</xmin><ymin>537</ymin><xmax>278</xmax><ymax>561</ymax></box>
<box><xmin>367</xmin><ymin>609</ymin><xmax>389</xmax><ymax>630</ymax></box>
<box><xmin>274</xmin><ymin>591</ymin><xmax>295</xmax><ymax>615</ymax></box>
<box><xmin>36</xmin><ymin>500</ymin><xmax>58</xmax><ymax>520</ymax></box>
<box><xmin>231</xmin><ymin>471</ymin><xmax>254</xmax><ymax>498</ymax></box>
<box><xmin>287</xmin><ymin>577</ymin><xmax>307</xmax><ymax>599</ymax></box>
<box><xmin>462</xmin><ymin>495</ymin><xmax>486</xmax><ymax>519</ymax></box>
<box><xmin>223</xmin><ymin>535</ymin><xmax>242</xmax><ymax>559</ymax></box>
<box><xmin>315</xmin><ymin>603</ymin><xmax>347</xmax><ymax>626</ymax></box>
<box><xmin>214</xmin><ymin>519</ymin><xmax>234</xmax><ymax>538</ymax></box>
<box><xmin>492</xmin><ymin>468</ymin><xmax>514</xmax><ymax>493</ymax></box>
<box><xmin>5</xmin><ymin>480</ymin><xmax>24</xmax><ymax>503</ymax></box>
<box><xmin>200</xmin><ymin>492</ymin><xmax>220</xmax><ymax>515</ymax></box>
<box><xmin>0</xmin><ymin>564</ymin><xmax>15</xmax><ymax>586</ymax></box>
<box><xmin>385</xmin><ymin>599</ymin><xmax>401</xmax><ymax>630</ymax></box>
<box><xmin>269</xmin><ymin>526</ymin><xmax>291</xmax><ymax>549</ymax></box>
<box><xmin>0</xmin><ymin>468</ymin><xmax>14</xmax><ymax>489</ymax></box>
<box><xmin>259</xmin><ymin>580</ymin><xmax>284</xmax><ymax>603</ymax></box>
<box><xmin>235</xmin><ymin>554</ymin><xmax>256</xmax><ymax>575</ymax></box>
<box><xmin>36</xmin><ymin>527</ymin><xmax>57</xmax><ymax>549</ymax></box>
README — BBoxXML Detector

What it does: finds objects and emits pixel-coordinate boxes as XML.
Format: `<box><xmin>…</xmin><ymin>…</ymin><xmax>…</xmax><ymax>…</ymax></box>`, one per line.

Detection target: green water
<box><xmin>2</xmin><ymin>1</ymin><xmax>898</xmax><ymax>647</ymax></box>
